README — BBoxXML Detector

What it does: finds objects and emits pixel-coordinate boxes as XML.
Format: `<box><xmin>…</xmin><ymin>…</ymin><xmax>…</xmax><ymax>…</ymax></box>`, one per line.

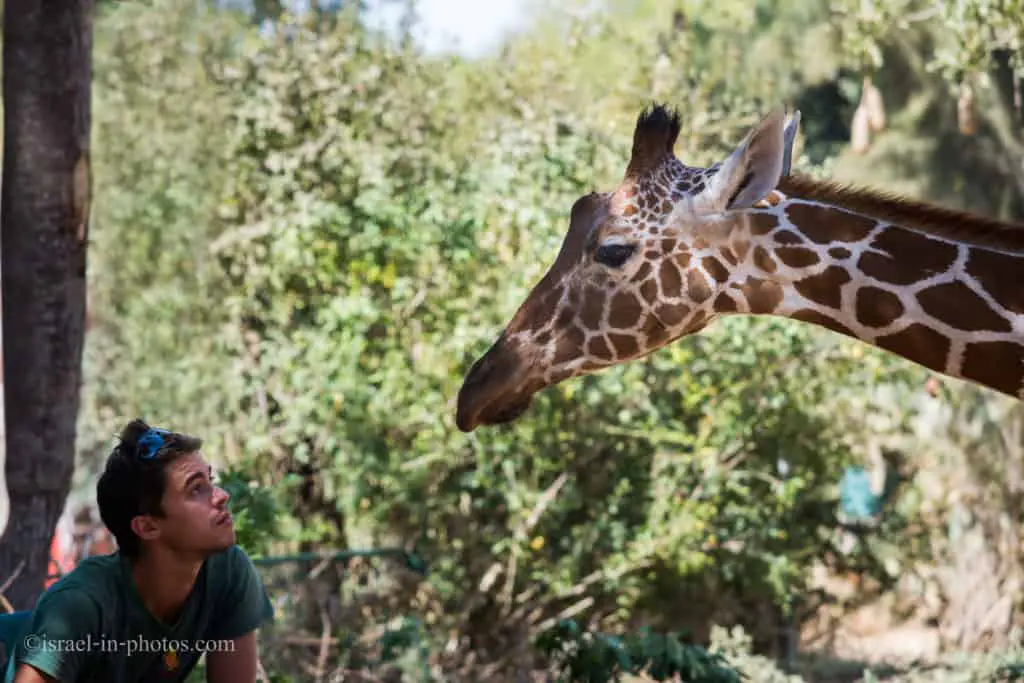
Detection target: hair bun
<box><xmin>116</xmin><ymin>417</ymin><xmax>152</xmax><ymax>452</ymax></box>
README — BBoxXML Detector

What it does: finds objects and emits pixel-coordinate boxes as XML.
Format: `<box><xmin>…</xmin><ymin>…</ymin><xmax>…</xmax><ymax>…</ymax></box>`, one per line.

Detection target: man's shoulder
<box><xmin>202</xmin><ymin>544</ymin><xmax>264</xmax><ymax>595</ymax></box>
<box><xmin>28</xmin><ymin>554</ymin><xmax>125</xmax><ymax>629</ymax></box>
<box><xmin>205</xmin><ymin>544</ymin><xmax>257</xmax><ymax>576</ymax></box>
<box><xmin>43</xmin><ymin>553</ymin><xmax>125</xmax><ymax>604</ymax></box>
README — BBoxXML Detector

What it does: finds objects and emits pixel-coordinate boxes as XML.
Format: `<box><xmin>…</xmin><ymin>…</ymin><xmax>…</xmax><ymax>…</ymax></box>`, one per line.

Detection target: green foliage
<box><xmin>537</xmin><ymin>620</ymin><xmax>745</xmax><ymax>683</ymax></box>
<box><xmin>78</xmin><ymin>0</ymin><xmax>248</xmax><ymax>471</ymax></box>
<box><xmin>216</xmin><ymin>466</ymin><xmax>290</xmax><ymax>558</ymax></box>
<box><xmin>829</xmin><ymin>0</ymin><xmax>1024</xmax><ymax>79</ymax></box>
<box><xmin>706</xmin><ymin>626</ymin><xmax>802</xmax><ymax>683</ymax></box>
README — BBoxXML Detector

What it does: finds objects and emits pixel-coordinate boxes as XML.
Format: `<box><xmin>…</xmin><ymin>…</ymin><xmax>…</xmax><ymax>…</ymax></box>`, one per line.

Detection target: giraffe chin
<box><xmin>481</xmin><ymin>396</ymin><xmax>534</xmax><ymax>428</ymax></box>
<box><xmin>455</xmin><ymin>390</ymin><xmax>534</xmax><ymax>432</ymax></box>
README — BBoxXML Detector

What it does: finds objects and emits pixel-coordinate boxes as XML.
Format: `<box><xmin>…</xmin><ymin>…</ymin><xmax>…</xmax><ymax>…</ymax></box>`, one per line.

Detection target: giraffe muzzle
<box><xmin>455</xmin><ymin>335</ymin><xmax>535</xmax><ymax>432</ymax></box>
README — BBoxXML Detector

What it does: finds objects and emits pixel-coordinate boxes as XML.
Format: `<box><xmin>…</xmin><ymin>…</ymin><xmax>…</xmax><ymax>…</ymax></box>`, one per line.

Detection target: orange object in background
<box><xmin>45</xmin><ymin>526</ymin><xmax>75</xmax><ymax>588</ymax></box>
<box><xmin>44</xmin><ymin>506</ymin><xmax>117</xmax><ymax>587</ymax></box>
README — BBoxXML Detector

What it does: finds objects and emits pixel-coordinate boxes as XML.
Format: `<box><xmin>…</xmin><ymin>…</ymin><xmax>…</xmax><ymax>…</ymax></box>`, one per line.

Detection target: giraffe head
<box><xmin>455</xmin><ymin>103</ymin><xmax>801</xmax><ymax>432</ymax></box>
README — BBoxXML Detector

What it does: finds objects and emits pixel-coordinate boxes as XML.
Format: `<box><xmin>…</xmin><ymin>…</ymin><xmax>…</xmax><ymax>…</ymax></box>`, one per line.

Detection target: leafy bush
<box><xmin>536</xmin><ymin>620</ymin><xmax>745</xmax><ymax>683</ymax></box>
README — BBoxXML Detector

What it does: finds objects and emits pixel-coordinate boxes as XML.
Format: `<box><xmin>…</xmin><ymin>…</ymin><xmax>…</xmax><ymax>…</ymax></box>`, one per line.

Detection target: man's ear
<box><xmin>130</xmin><ymin>515</ymin><xmax>161</xmax><ymax>542</ymax></box>
<box><xmin>699</xmin><ymin>106</ymin><xmax>799</xmax><ymax>212</ymax></box>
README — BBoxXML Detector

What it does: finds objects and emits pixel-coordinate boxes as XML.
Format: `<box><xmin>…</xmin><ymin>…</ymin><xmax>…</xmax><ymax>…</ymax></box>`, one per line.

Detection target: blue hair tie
<box><xmin>136</xmin><ymin>428</ymin><xmax>171</xmax><ymax>460</ymax></box>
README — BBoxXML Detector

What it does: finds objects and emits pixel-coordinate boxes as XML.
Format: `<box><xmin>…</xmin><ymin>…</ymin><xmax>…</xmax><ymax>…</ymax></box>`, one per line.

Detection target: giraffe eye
<box><xmin>594</xmin><ymin>243</ymin><xmax>637</xmax><ymax>268</ymax></box>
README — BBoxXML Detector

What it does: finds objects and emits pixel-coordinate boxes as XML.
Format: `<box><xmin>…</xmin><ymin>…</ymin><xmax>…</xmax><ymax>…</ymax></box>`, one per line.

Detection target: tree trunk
<box><xmin>0</xmin><ymin>0</ymin><xmax>94</xmax><ymax>610</ymax></box>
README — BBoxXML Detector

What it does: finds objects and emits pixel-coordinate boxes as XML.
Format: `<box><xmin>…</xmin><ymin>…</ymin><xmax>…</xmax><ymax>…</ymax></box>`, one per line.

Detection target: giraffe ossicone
<box><xmin>455</xmin><ymin>102</ymin><xmax>1024</xmax><ymax>432</ymax></box>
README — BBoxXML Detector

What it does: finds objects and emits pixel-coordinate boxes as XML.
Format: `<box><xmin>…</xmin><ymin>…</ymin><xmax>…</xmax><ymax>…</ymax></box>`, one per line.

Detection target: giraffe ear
<box><xmin>780</xmin><ymin>110</ymin><xmax>801</xmax><ymax>177</ymax></box>
<box><xmin>701</xmin><ymin>106</ymin><xmax>798</xmax><ymax>212</ymax></box>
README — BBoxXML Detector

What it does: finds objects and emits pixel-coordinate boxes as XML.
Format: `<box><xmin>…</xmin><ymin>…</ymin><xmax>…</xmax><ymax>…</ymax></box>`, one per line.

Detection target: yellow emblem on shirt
<box><xmin>164</xmin><ymin>647</ymin><xmax>179</xmax><ymax>671</ymax></box>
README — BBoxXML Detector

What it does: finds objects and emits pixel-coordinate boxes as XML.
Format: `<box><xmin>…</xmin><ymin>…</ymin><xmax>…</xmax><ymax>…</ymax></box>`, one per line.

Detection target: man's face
<box><xmin>147</xmin><ymin>451</ymin><xmax>236</xmax><ymax>558</ymax></box>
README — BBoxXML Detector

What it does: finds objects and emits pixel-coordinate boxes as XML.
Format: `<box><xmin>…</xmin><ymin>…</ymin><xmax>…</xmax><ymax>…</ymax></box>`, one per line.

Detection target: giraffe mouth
<box><xmin>456</xmin><ymin>335</ymin><xmax>537</xmax><ymax>432</ymax></box>
<box><xmin>457</xmin><ymin>389</ymin><xmax>534</xmax><ymax>432</ymax></box>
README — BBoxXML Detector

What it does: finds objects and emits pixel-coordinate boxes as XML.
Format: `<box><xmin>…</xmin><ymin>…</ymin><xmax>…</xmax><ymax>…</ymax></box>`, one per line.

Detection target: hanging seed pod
<box><xmin>851</xmin><ymin>102</ymin><xmax>871</xmax><ymax>154</ymax></box>
<box><xmin>958</xmin><ymin>80</ymin><xmax>976</xmax><ymax>135</ymax></box>
<box><xmin>862</xmin><ymin>76</ymin><xmax>886</xmax><ymax>132</ymax></box>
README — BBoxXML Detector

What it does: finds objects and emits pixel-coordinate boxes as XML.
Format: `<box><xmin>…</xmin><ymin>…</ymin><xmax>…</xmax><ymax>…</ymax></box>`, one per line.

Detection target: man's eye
<box><xmin>594</xmin><ymin>243</ymin><xmax>637</xmax><ymax>268</ymax></box>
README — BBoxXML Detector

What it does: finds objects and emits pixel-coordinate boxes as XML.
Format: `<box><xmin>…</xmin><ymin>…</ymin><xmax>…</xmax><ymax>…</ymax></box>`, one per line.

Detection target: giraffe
<box><xmin>454</xmin><ymin>103</ymin><xmax>1024</xmax><ymax>432</ymax></box>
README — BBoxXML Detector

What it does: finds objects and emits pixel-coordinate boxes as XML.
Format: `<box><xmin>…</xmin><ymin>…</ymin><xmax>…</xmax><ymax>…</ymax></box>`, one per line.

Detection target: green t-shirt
<box><xmin>5</xmin><ymin>544</ymin><xmax>273</xmax><ymax>683</ymax></box>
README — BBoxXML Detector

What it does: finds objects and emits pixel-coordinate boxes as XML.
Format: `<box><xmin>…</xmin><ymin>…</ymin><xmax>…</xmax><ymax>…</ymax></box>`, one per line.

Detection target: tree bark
<box><xmin>0</xmin><ymin>0</ymin><xmax>94</xmax><ymax>610</ymax></box>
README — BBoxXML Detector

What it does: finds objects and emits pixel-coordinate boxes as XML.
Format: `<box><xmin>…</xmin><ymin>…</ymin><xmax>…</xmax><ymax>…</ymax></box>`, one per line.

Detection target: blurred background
<box><xmin>11</xmin><ymin>0</ymin><xmax>1024</xmax><ymax>680</ymax></box>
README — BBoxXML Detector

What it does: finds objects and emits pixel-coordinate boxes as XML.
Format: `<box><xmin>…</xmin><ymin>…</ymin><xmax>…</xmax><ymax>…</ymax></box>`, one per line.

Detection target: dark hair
<box><xmin>96</xmin><ymin>418</ymin><xmax>203</xmax><ymax>558</ymax></box>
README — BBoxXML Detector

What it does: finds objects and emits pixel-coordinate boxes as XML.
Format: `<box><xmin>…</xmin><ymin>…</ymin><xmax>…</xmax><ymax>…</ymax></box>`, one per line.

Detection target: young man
<box><xmin>7</xmin><ymin>419</ymin><xmax>275</xmax><ymax>682</ymax></box>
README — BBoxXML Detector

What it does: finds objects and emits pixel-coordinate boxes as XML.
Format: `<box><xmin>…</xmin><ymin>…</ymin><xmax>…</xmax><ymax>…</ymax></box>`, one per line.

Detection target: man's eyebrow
<box><xmin>182</xmin><ymin>466</ymin><xmax>212</xmax><ymax>490</ymax></box>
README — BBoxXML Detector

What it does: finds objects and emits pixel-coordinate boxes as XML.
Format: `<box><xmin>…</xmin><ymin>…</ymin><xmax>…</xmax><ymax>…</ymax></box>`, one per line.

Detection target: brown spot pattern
<box><xmin>640</xmin><ymin>279</ymin><xmax>658</xmax><ymax>305</ymax></box>
<box><xmin>554</xmin><ymin>325</ymin><xmax>586</xmax><ymax>364</ymax></box>
<box><xmin>793</xmin><ymin>266</ymin><xmax>851</xmax><ymax>309</ymax></box>
<box><xmin>776</xmin><ymin>247</ymin><xmax>821</xmax><ymax>269</ymax></box>
<box><xmin>714</xmin><ymin>293</ymin><xmax>738</xmax><ymax>313</ymax></box>
<box><xmin>792</xmin><ymin>309</ymin><xmax>858</xmax><ymax>337</ymax></box>
<box><xmin>753</xmin><ymin>246</ymin><xmax>777</xmax><ymax>273</ymax></box>
<box><xmin>703</xmin><ymin>256</ymin><xmax>729</xmax><ymax>283</ymax></box>
<box><xmin>687</xmin><ymin>310</ymin><xmax>710</xmax><ymax>332</ymax></box>
<box><xmin>631</xmin><ymin>261</ymin><xmax>653</xmax><ymax>283</ymax></box>
<box><xmin>829</xmin><ymin>246</ymin><xmax>852</xmax><ymax>259</ymax></box>
<box><xmin>857</xmin><ymin>229</ymin><xmax>958</xmax><ymax>286</ymax></box>
<box><xmin>587</xmin><ymin>335</ymin><xmax>614</xmax><ymax>360</ymax></box>
<box><xmin>961</xmin><ymin>342</ymin><xmax>1023</xmax><ymax>397</ymax></box>
<box><xmin>642</xmin><ymin>315</ymin><xmax>671</xmax><ymax>346</ymax></box>
<box><xmin>580</xmin><ymin>286</ymin><xmax>605</xmax><ymax>328</ymax></box>
<box><xmin>609</xmin><ymin>333</ymin><xmax>639</xmax><ymax>358</ymax></box>
<box><xmin>856</xmin><ymin>287</ymin><xmax>904</xmax><ymax>328</ymax></box>
<box><xmin>686</xmin><ymin>270</ymin><xmax>713</xmax><ymax>303</ymax></box>
<box><xmin>538</xmin><ymin>286</ymin><xmax>562</xmax><ymax>313</ymax></box>
<box><xmin>660</xmin><ymin>261</ymin><xmax>683</xmax><ymax>298</ymax></box>
<box><xmin>875</xmin><ymin>324</ymin><xmax>950</xmax><ymax>373</ymax></box>
<box><xmin>749</xmin><ymin>213</ymin><xmax>779</xmax><ymax>235</ymax></box>
<box><xmin>609</xmin><ymin>291</ymin><xmax>644</xmax><ymax>328</ymax></box>
<box><xmin>743</xmin><ymin>279</ymin><xmax>784</xmax><ymax>314</ymax></box>
<box><xmin>774</xmin><ymin>230</ymin><xmax>803</xmax><ymax>245</ymax></box>
<box><xmin>964</xmin><ymin>249</ymin><xmax>1024</xmax><ymax>315</ymax></box>
<box><xmin>654</xmin><ymin>302</ymin><xmax>691</xmax><ymax>327</ymax></box>
<box><xmin>917</xmin><ymin>281</ymin><xmax>1012</xmax><ymax>332</ymax></box>
<box><xmin>788</xmin><ymin>203</ymin><xmax>876</xmax><ymax>244</ymax></box>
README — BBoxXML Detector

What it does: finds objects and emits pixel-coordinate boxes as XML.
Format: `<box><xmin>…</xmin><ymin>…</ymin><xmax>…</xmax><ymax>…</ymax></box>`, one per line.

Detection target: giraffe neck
<box><xmin>715</xmin><ymin>199</ymin><xmax>1024</xmax><ymax>399</ymax></box>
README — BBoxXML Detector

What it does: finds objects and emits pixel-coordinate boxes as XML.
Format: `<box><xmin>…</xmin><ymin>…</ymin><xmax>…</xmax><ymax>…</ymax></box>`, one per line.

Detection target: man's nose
<box><xmin>213</xmin><ymin>485</ymin><xmax>231</xmax><ymax>505</ymax></box>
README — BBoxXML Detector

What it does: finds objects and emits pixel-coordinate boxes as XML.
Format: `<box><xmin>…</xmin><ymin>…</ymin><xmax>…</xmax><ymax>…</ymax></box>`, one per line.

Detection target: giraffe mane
<box><xmin>776</xmin><ymin>174</ymin><xmax>1024</xmax><ymax>254</ymax></box>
